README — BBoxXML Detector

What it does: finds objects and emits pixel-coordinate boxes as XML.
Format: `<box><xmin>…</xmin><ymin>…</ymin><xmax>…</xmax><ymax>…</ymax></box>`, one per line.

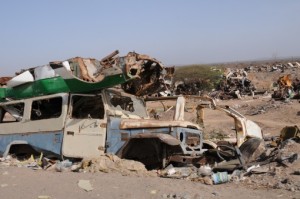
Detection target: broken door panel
<box><xmin>62</xmin><ymin>94</ymin><xmax>107</xmax><ymax>158</ymax></box>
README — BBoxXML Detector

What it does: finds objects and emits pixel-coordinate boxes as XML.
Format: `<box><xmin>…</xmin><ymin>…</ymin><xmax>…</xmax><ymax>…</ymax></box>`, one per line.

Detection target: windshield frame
<box><xmin>104</xmin><ymin>89</ymin><xmax>148</xmax><ymax>118</ymax></box>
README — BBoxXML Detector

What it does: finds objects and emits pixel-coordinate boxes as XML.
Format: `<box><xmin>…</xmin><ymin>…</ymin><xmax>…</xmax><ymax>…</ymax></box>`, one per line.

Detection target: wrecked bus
<box><xmin>0</xmin><ymin>51</ymin><xmax>188</xmax><ymax>169</ymax></box>
<box><xmin>0</xmin><ymin>51</ymin><xmax>263</xmax><ymax>169</ymax></box>
<box><xmin>0</xmin><ymin>88</ymin><xmax>205</xmax><ymax>169</ymax></box>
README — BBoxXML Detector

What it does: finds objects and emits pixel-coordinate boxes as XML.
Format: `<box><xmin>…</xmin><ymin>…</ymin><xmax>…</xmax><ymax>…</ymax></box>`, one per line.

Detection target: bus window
<box><xmin>72</xmin><ymin>95</ymin><xmax>104</xmax><ymax>119</ymax></box>
<box><xmin>31</xmin><ymin>97</ymin><xmax>62</xmax><ymax>120</ymax></box>
<box><xmin>0</xmin><ymin>103</ymin><xmax>24</xmax><ymax>123</ymax></box>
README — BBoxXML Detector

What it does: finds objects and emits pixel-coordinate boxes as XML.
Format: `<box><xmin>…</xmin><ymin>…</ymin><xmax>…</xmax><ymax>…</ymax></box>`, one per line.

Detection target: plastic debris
<box><xmin>197</xmin><ymin>165</ymin><xmax>212</xmax><ymax>176</ymax></box>
<box><xmin>55</xmin><ymin>159</ymin><xmax>73</xmax><ymax>172</ymax></box>
<box><xmin>211</xmin><ymin>172</ymin><xmax>231</xmax><ymax>184</ymax></box>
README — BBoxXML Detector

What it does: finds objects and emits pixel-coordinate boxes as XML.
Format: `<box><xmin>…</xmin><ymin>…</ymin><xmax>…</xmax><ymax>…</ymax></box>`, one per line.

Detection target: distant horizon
<box><xmin>4</xmin><ymin>54</ymin><xmax>300</xmax><ymax>76</ymax></box>
<box><xmin>174</xmin><ymin>55</ymin><xmax>300</xmax><ymax>67</ymax></box>
<box><xmin>4</xmin><ymin>53</ymin><xmax>300</xmax><ymax>75</ymax></box>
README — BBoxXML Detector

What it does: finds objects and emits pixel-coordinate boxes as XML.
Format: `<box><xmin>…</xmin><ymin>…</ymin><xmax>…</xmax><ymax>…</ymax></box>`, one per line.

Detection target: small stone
<box><xmin>267</xmin><ymin>182</ymin><xmax>274</xmax><ymax>188</ymax></box>
<box><xmin>231</xmin><ymin>176</ymin><xmax>240</xmax><ymax>182</ymax></box>
<box><xmin>212</xmin><ymin>192</ymin><xmax>218</xmax><ymax>196</ymax></box>
<box><xmin>71</xmin><ymin>164</ymin><xmax>82</xmax><ymax>172</ymax></box>
<box><xmin>274</xmin><ymin>167</ymin><xmax>282</xmax><ymax>175</ymax></box>
<box><xmin>203</xmin><ymin>176</ymin><xmax>213</xmax><ymax>185</ymax></box>
<box><xmin>273</xmin><ymin>182</ymin><xmax>285</xmax><ymax>189</ymax></box>
<box><xmin>78</xmin><ymin>180</ymin><xmax>93</xmax><ymax>192</ymax></box>
<box><xmin>1</xmin><ymin>184</ymin><xmax>8</xmax><ymax>188</ymax></box>
<box><xmin>38</xmin><ymin>196</ymin><xmax>51</xmax><ymax>199</ymax></box>
<box><xmin>150</xmin><ymin>190</ymin><xmax>157</xmax><ymax>194</ymax></box>
<box><xmin>2</xmin><ymin>171</ymin><xmax>8</xmax><ymax>175</ymax></box>
<box><xmin>162</xmin><ymin>193</ymin><xmax>168</xmax><ymax>198</ymax></box>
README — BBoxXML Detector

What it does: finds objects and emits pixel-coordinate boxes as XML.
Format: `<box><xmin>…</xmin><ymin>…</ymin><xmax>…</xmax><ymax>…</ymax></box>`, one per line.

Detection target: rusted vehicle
<box><xmin>146</xmin><ymin>95</ymin><xmax>264</xmax><ymax>169</ymax></box>
<box><xmin>0</xmin><ymin>51</ymin><xmax>263</xmax><ymax>169</ymax></box>
<box><xmin>0</xmin><ymin>88</ymin><xmax>205</xmax><ymax>169</ymax></box>
<box><xmin>0</xmin><ymin>52</ymin><xmax>195</xmax><ymax>169</ymax></box>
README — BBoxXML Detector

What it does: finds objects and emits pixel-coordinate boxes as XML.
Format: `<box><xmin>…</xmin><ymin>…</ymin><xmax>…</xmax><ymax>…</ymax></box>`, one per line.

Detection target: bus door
<box><xmin>62</xmin><ymin>94</ymin><xmax>106</xmax><ymax>158</ymax></box>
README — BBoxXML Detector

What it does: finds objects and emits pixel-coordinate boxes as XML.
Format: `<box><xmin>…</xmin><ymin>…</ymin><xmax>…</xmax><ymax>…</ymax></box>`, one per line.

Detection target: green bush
<box><xmin>174</xmin><ymin>65</ymin><xmax>223</xmax><ymax>91</ymax></box>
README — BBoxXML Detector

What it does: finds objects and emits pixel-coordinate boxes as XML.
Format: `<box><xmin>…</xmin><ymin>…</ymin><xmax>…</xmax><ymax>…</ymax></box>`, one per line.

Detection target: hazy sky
<box><xmin>0</xmin><ymin>1</ymin><xmax>299</xmax><ymax>76</ymax></box>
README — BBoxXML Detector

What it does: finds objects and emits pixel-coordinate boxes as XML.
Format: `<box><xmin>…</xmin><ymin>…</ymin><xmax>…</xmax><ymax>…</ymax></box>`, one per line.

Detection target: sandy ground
<box><xmin>1</xmin><ymin>97</ymin><xmax>299</xmax><ymax>199</ymax></box>
<box><xmin>0</xmin><ymin>166</ymin><xmax>299</xmax><ymax>199</ymax></box>
<box><xmin>1</xmin><ymin>67</ymin><xmax>300</xmax><ymax>199</ymax></box>
<box><xmin>203</xmin><ymin>96</ymin><xmax>300</xmax><ymax>137</ymax></box>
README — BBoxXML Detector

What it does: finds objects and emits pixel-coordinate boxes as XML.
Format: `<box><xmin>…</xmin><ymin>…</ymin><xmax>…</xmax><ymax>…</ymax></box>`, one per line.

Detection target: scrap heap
<box><xmin>0</xmin><ymin>77</ymin><xmax>11</xmax><ymax>86</ymax></box>
<box><xmin>57</xmin><ymin>50</ymin><xmax>174</xmax><ymax>96</ymax></box>
<box><xmin>0</xmin><ymin>50</ymin><xmax>174</xmax><ymax>100</ymax></box>
<box><xmin>272</xmin><ymin>74</ymin><xmax>300</xmax><ymax>100</ymax></box>
<box><xmin>244</xmin><ymin>61</ymin><xmax>300</xmax><ymax>73</ymax></box>
<box><xmin>211</xmin><ymin>68</ymin><xmax>255</xmax><ymax>99</ymax></box>
<box><xmin>118</xmin><ymin>52</ymin><xmax>174</xmax><ymax>96</ymax></box>
<box><xmin>174</xmin><ymin>79</ymin><xmax>208</xmax><ymax>95</ymax></box>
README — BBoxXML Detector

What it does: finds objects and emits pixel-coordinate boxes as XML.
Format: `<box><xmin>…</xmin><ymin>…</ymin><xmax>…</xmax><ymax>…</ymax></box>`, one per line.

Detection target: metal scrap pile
<box><xmin>174</xmin><ymin>79</ymin><xmax>209</xmax><ymax>95</ymax></box>
<box><xmin>0</xmin><ymin>77</ymin><xmax>12</xmax><ymax>86</ymax></box>
<box><xmin>75</xmin><ymin>50</ymin><xmax>174</xmax><ymax>96</ymax></box>
<box><xmin>244</xmin><ymin>62</ymin><xmax>300</xmax><ymax>73</ymax></box>
<box><xmin>161</xmin><ymin>125</ymin><xmax>300</xmax><ymax>190</ymax></box>
<box><xmin>272</xmin><ymin>74</ymin><xmax>300</xmax><ymax>100</ymax></box>
<box><xmin>5</xmin><ymin>50</ymin><xmax>174</xmax><ymax>97</ymax></box>
<box><xmin>210</xmin><ymin>69</ymin><xmax>255</xmax><ymax>99</ymax></box>
<box><xmin>97</xmin><ymin>50</ymin><xmax>174</xmax><ymax>96</ymax></box>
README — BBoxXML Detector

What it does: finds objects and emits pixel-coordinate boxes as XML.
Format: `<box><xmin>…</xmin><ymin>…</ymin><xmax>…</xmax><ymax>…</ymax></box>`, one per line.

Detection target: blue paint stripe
<box><xmin>0</xmin><ymin>131</ymin><xmax>63</xmax><ymax>156</ymax></box>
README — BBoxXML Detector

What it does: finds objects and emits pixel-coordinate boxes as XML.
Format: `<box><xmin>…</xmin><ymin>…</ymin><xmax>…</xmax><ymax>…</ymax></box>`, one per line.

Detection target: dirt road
<box><xmin>1</xmin><ymin>95</ymin><xmax>300</xmax><ymax>199</ymax></box>
<box><xmin>0</xmin><ymin>166</ymin><xmax>298</xmax><ymax>199</ymax></box>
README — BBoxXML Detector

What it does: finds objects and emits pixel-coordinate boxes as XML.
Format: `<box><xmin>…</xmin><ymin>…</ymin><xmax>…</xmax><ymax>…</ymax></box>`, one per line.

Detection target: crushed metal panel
<box><xmin>129</xmin><ymin>133</ymin><xmax>181</xmax><ymax>146</ymax></box>
<box><xmin>280</xmin><ymin>126</ymin><xmax>300</xmax><ymax>141</ymax></box>
<box><xmin>173</xmin><ymin>96</ymin><xmax>185</xmax><ymax>121</ymax></box>
<box><xmin>49</xmin><ymin>51</ymin><xmax>171</xmax><ymax>96</ymax></box>
<box><xmin>278</xmin><ymin>74</ymin><xmax>292</xmax><ymax>87</ymax></box>
<box><xmin>34</xmin><ymin>65</ymin><xmax>56</xmax><ymax>80</ymax></box>
<box><xmin>0</xmin><ymin>77</ymin><xmax>12</xmax><ymax>86</ymax></box>
<box><xmin>119</xmin><ymin>118</ymin><xmax>200</xmax><ymax>130</ymax></box>
<box><xmin>3</xmin><ymin>51</ymin><xmax>171</xmax><ymax>100</ymax></box>
<box><xmin>121</xmin><ymin>52</ymin><xmax>174</xmax><ymax>96</ymax></box>
<box><xmin>245</xmin><ymin>120</ymin><xmax>263</xmax><ymax>139</ymax></box>
<box><xmin>195</xmin><ymin>97</ymin><xmax>263</xmax><ymax>147</ymax></box>
<box><xmin>213</xmin><ymin>106</ymin><xmax>263</xmax><ymax>146</ymax></box>
<box><xmin>6</xmin><ymin>71</ymin><xmax>34</xmax><ymax>88</ymax></box>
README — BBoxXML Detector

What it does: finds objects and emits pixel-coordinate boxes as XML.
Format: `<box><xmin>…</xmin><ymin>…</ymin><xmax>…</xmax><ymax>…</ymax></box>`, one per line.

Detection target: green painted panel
<box><xmin>5</xmin><ymin>77</ymin><xmax>69</xmax><ymax>99</ymax></box>
<box><xmin>0</xmin><ymin>88</ymin><xmax>6</xmax><ymax>99</ymax></box>
<box><xmin>3</xmin><ymin>73</ymin><xmax>128</xmax><ymax>100</ymax></box>
<box><xmin>6</xmin><ymin>83</ymin><xmax>34</xmax><ymax>99</ymax></box>
<box><xmin>64</xmin><ymin>74</ymin><xmax>127</xmax><ymax>93</ymax></box>
<box><xmin>33</xmin><ymin>77</ymin><xmax>69</xmax><ymax>95</ymax></box>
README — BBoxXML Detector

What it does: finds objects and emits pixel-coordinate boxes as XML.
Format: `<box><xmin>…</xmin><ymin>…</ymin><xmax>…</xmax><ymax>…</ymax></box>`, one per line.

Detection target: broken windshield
<box><xmin>105</xmin><ymin>90</ymin><xmax>148</xmax><ymax>118</ymax></box>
